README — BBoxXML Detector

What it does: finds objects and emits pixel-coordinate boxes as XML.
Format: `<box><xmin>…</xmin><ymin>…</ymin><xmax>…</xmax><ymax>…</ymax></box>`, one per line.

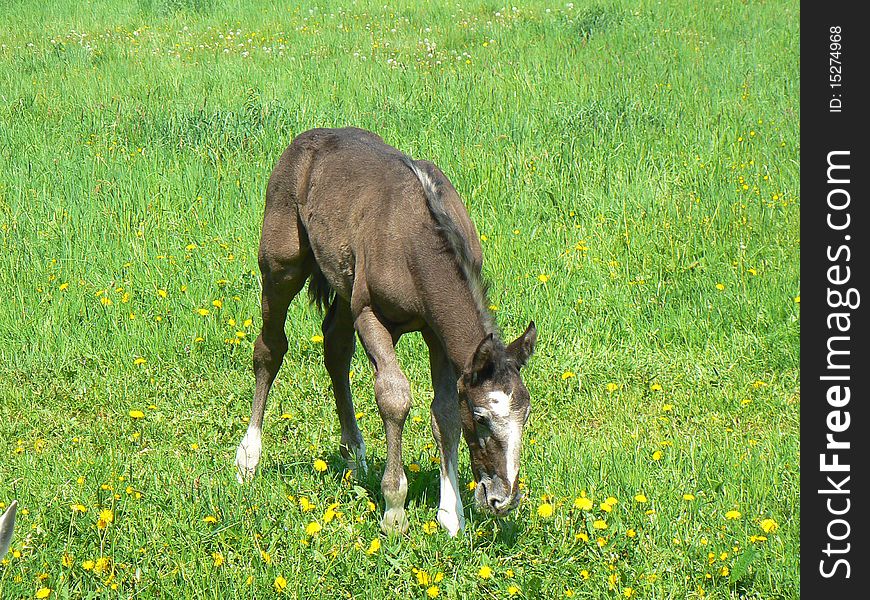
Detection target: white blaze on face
<box><xmin>486</xmin><ymin>391</ymin><xmax>523</xmax><ymax>488</ymax></box>
<box><xmin>487</xmin><ymin>390</ymin><xmax>513</xmax><ymax>417</ymax></box>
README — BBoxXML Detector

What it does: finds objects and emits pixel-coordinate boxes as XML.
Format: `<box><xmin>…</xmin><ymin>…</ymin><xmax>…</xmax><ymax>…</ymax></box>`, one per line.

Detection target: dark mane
<box><xmin>398</xmin><ymin>154</ymin><xmax>497</xmax><ymax>336</ymax></box>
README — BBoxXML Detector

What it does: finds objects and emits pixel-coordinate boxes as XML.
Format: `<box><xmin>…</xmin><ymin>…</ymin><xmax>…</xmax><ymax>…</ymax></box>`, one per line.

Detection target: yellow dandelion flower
<box><xmin>313</xmin><ymin>459</ymin><xmax>328</xmax><ymax>472</ymax></box>
<box><xmin>212</xmin><ymin>552</ymin><xmax>224</xmax><ymax>567</ymax></box>
<box><xmin>794</xmin><ymin>295</ymin><xmax>800</xmax><ymax>303</ymax></box>
<box><xmin>129</xmin><ymin>410</ymin><xmax>144</xmax><ymax>419</ymax></box>
<box><xmin>606</xmin><ymin>382</ymin><xmax>618</xmax><ymax>393</ymax></box>
<box><xmin>634</xmin><ymin>493</ymin><xmax>647</xmax><ymax>503</ymax></box>
<box><xmin>94</xmin><ymin>557</ymin><xmax>110</xmax><ymax>573</ymax></box>
<box><xmin>305</xmin><ymin>521</ymin><xmax>322</xmax><ymax>536</ymax></box>
<box><xmin>134</xmin><ymin>357</ymin><xmax>146</xmax><ymax>366</ymax></box>
<box><xmin>760</xmin><ymin>518</ymin><xmax>779</xmax><ymax>533</ymax></box>
<box><xmin>662</xmin><ymin>404</ymin><xmax>674</xmax><ymax>412</ymax></box>
<box><xmin>467</xmin><ymin>481</ymin><xmax>477</xmax><ymax>491</ymax></box>
<box><xmin>310</xmin><ymin>335</ymin><xmax>324</xmax><ymax>343</ymax></box>
<box><xmin>82</xmin><ymin>560</ymin><xmax>95</xmax><ymax>571</ymax></box>
<box><xmin>427</xmin><ymin>586</ymin><xmax>439</xmax><ymax>598</ymax></box>
<box><xmin>652</xmin><ymin>450</ymin><xmax>663</xmax><ymax>461</ymax></box>
<box><xmin>508</xmin><ymin>585</ymin><xmax>520</xmax><ymax>596</ymax></box>
<box><xmin>562</xmin><ymin>371</ymin><xmax>576</xmax><ymax>380</ymax></box>
<box><xmin>35</xmin><ymin>588</ymin><xmax>52</xmax><ymax>599</ymax></box>
<box><xmin>157</xmin><ymin>289</ymin><xmax>167</xmax><ymax>298</ymax></box>
<box><xmin>260</xmin><ymin>549</ymin><xmax>272</xmax><ymax>564</ymax></box>
<box><xmin>719</xmin><ymin>566</ymin><xmax>729</xmax><ymax>577</ymax></box>
<box><xmin>365</xmin><ymin>538</ymin><xmax>380</xmax><ymax>555</ymax></box>
<box><xmin>212</xmin><ymin>299</ymin><xmax>223</xmax><ymax>309</ymax></box>
<box><xmin>626</xmin><ymin>528</ymin><xmax>637</xmax><ymax>538</ymax></box>
<box><xmin>725</xmin><ymin>510</ymin><xmax>742</xmax><ymax>520</ymax></box>
<box><xmin>62</xmin><ymin>553</ymin><xmax>73</xmax><ymax>567</ymax></box>
<box><xmin>593</xmin><ymin>519</ymin><xmax>607</xmax><ymax>530</ymax></box>
<box><xmin>409</xmin><ymin>463</ymin><xmax>421</xmax><ymax>473</ymax></box>
<box><xmin>537</xmin><ymin>503</ymin><xmax>554</xmax><ymax>518</ymax></box>
<box><xmin>273</xmin><ymin>575</ymin><xmax>288</xmax><ymax>593</ymax></box>
<box><xmin>196</xmin><ymin>308</ymin><xmax>210</xmax><ymax>316</ymax></box>
<box><xmin>478</xmin><ymin>565</ymin><xmax>493</xmax><ymax>579</ymax></box>
<box><xmin>650</xmin><ymin>383</ymin><xmax>662</xmax><ymax>391</ymax></box>
<box><xmin>298</xmin><ymin>497</ymin><xmax>314</xmax><ymax>512</ymax></box>
<box><xmin>97</xmin><ymin>508</ymin><xmax>114</xmax><ymax>529</ymax></box>
<box><xmin>422</xmin><ymin>521</ymin><xmax>438</xmax><ymax>534</ymax></box>
<box><xmin>203</xmin><ymin>515</ymin><xmax>217</xmax><ymax>524</ymax></box>
<box><xmin>59</xmin><ymin>282</ymin><xmax>69</xmax><ymax>291</ymax></box>
<box><xmin>323</xmin><ymin>503</ymin><xmax>340</xmax><ymax>524</ymax></box>
<box><xmin>683</xmin><ymin>493</ymin><xmax>696</xmax><ymax>501</ymax></box>
<box><xmin>537</xmin><ymin>274</ymin><xmax>549</xmax><ymax>283</ymax></box>
<box><xmin>71</xmin><ymin>504</ymin><xmax>87</xmax><ymax>513</ymax></box>
<box><xmin>574</xmin><ymin>496</ymin><xmax>593</xmax><ymax>511</ymax></box>
<box><xmin>575</xmin><ymin>532</ymin><xmax>589</xmax><ymax>542</ymax></box>
<box><xmin>715</xmin><ymin>283</ymin><xmax>725</xmax><ymax>291</ymax></box>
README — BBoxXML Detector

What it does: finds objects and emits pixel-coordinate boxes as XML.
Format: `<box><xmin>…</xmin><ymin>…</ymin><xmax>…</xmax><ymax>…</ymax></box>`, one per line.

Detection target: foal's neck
<box><xmin>422</xmin><ymin>273</ymin><xmax>498</xmax><ymax>374</ymax></box>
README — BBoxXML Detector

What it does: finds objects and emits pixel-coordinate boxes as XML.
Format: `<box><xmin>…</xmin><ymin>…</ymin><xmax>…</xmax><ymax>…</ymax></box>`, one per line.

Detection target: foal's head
<box><xmin>458</xmin><ymin>322</ymin><xmax>537</xmax><ymax>516</ymax></box>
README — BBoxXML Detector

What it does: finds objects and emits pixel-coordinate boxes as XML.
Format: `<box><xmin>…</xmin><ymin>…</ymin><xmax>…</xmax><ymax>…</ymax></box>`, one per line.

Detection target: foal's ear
<box><xmin>466</xmin><ymin>333</ymin><xmax>499</xmax><ymax>384</ymax></box>
<box><xmin>507</xmin><ymin>321</ymin><xmax>537</xmax><ymax>368</ymax></box>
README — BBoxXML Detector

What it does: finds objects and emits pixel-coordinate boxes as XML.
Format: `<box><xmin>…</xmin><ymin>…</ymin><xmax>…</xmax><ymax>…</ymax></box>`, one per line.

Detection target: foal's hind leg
<box><xmin>236</xmin><ymin>208</ymin><xmax>309</xmax><ymax>482</ymax></box>
<box><xmin>322</xmin><ymin>297</ymin><xmax>367</xmax><ymax>476</ymax></box>
<box><xmin>235</xmin><ymin>273</ymin><xmax>305</xmax><ymax>482</ymax></box>
<box><xmin>355</xmin><ymin>307</ymin><xmax>411</xmax><ymax>534</ymax></box>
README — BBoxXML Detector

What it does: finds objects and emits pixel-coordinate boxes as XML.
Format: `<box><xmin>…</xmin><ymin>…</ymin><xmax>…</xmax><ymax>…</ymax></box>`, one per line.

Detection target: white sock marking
<box><xmin>437</xmin><ymin>453</ymin><xmax>465</xmax><ymax>536</ymax></box>
<box><xmin>235</xmin><ymin>425</ymin><xmax>262</xmax><ymax>483</ymax></box>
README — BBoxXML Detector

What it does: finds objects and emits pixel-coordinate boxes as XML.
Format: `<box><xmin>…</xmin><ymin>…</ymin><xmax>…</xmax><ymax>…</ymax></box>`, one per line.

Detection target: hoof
<box><xmin>235</xmin><ymin>428</ymin><xmax>261</xmax><ymax>484</ymax></box>
<box><xmin>437</xmin><ymin>508</ymin><xmax>465</xmax><ymax>537</ymax></box>
<box><xmin>341</xmin><ymin>441</ymin><xmax>368</xmax><ymax>479</ymax></box>
<box><xmin>380</xmin><ymin>508</ymin><xmax>409</xmax><ymax>535</ymax></box>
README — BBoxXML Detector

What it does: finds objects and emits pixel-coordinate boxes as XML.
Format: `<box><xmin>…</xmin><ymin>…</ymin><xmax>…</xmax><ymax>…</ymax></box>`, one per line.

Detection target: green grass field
<box><xmin>0</xmin><ymin>0</ymin><xmax>800</xmax><ymax>598</ymax></box>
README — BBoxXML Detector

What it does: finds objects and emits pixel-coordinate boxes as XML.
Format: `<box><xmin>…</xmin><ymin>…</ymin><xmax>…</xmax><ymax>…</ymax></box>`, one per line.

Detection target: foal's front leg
<box><xmin>355</xmin><ymin>307</ymin><xmax>411</xmax><ymax>534</ymax></box>
<box><xmin>424</xmin><ymin>331</ymin><xmax>465</xmax><ymax>536</ymax></box>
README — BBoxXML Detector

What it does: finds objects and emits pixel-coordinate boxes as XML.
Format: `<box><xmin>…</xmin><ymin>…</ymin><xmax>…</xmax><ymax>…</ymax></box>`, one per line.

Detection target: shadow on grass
<box><xmin>259</xmin><ymin>451</ymin><xmax>525</xmax><ymax>545</ymax></box>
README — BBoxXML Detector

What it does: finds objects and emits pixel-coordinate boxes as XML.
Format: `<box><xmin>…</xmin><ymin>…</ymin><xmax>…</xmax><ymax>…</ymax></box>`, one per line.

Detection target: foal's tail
<box><xmin>0</xmin><ymin>500</ymin><xmax>17</xmax><ymax>558</ymax></box>
<box><xmin>307</xmin><ymin>265</ymin><xmax>334</xmax><ymax>313</ymax></box>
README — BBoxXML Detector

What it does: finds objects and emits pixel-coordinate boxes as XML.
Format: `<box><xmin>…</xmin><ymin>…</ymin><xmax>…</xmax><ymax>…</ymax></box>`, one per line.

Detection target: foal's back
<box><xmin>263</xmin><ymin>127</ymin><xmax>482</xmax><ymax>328</ymax></box>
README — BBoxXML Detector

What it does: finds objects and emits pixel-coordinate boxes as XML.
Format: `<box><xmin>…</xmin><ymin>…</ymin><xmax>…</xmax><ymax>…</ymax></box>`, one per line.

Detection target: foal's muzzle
<box><xmin>476</xmin><ymin>478</ymin><xmax>521</xmax><ymax>517</ymax></box>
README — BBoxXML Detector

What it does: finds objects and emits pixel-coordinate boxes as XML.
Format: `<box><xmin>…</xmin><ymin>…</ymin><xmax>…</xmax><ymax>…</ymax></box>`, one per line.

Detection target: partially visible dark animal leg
<box><xmin>322</xmin><ymin>297</ymin><xmax>367</xmax><ymax>476</ymax></box>
<box><xmin>236</xmin><ymin>207</ymin><xmax>309</xmax><ymax>482</ymax></box>
<box><xmin>355</xmin><ymin>306</ymin><xmax>411</xmax><ymax>534</ymax></box>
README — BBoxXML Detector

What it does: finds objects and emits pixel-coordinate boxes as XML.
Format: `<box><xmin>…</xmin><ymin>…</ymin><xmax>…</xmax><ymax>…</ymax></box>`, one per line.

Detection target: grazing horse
<box><xmin>235</xmin><ymin>128</ymin><xmax>537</xmax><ymax>535</ymax></box>
<box><xmin>0</xmin><ymin>500</ymin><xmax>16</xmax><ymax>557</ymax></box>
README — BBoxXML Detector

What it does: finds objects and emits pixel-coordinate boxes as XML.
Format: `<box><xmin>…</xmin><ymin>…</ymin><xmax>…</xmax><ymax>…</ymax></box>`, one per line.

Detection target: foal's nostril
<box><xmin>489</xmin><ymin>495</ymin><xmax>511</xmax><ymax>513</ymax></box>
